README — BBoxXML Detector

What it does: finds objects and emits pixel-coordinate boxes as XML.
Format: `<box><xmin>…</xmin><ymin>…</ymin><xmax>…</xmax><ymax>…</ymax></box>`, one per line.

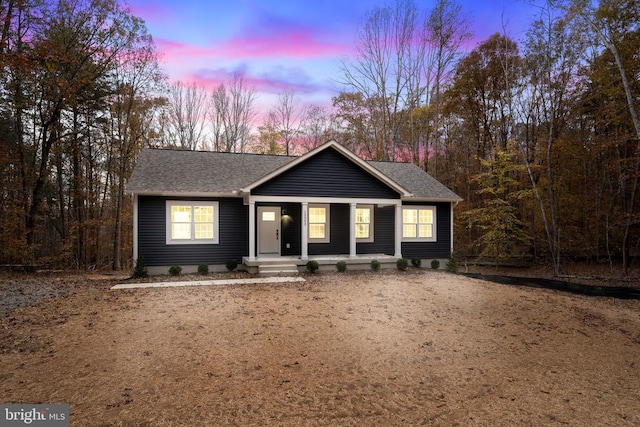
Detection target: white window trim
<box><xmin>166</xmin><ymin>200</ymin><xmax>219</xmax><ymax>245</ymax></box>
<box><xmin>355</xmin><ymin>204</ymin><xmax>374</xmax><ymax>243</ymax></box>
<box><xmin>308</xmin><ymin>203</ymin><xmax>330</xmax><ymax>243</ymax></box>
<box><xmin>402</xmin><ymin>206</ymin><xmax>437</xmax><ymax>242</ymax></box>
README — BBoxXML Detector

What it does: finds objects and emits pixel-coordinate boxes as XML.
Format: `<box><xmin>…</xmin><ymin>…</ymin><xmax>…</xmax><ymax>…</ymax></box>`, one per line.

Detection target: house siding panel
<box><xmin>138</xmin><ymin>195</ymin><xmax>248</xmax><ymax>266</ymax></box>
<box><xmin>357</xmin><ymin>206</ymin><xmax>395</xmax><ymax>255</ymax></box>
<box><xmin>309</xmin><ymin>204</ymin><xmax>350</xmax><ymax>255</ymax></box>
<box><xmin>401</xmin><ymin>202</ymin><xmax>452</xmax><ymax>259</ymax></box>
<box><xmin>253</xmin><ymin>147</ymin><xmax>400</xmax><ymax>199</ymax></box>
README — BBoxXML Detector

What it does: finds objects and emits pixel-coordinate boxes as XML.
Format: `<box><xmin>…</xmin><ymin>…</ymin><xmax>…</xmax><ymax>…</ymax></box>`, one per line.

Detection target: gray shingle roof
<box><xmin>126</xmin><ymin>149</ymin><xmax>294</xmax><ymax>194</ymax></box>
<box><xmin>126</xmin><ymin>148</ymin><xmax>461</xmax><ymax>202</ymax></box>
<box><xmin>369</xmin><ymin>161</ymin><xmax>462</xmax><ymax>201</ymax></box>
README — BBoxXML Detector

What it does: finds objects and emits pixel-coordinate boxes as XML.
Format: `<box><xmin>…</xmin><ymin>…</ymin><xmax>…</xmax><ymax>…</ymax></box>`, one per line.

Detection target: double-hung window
<box><xmin>402</xmin><ymin>206</ymin><xmax>436</xmax><ymax>241</ymax></box>
<box><xmin>355</xmin><ymin>205</ymin><xmax>374</xmax><ymax>242</ymax></box>
<box><xmin>308</xmin><ymin>204</ymin><xmax>330</xmax><ymax>243</ymax></box>
<box><xmin>166</xmin><ymin>201</ymin><xmax>219</xmax><ymax>244</ymax></box>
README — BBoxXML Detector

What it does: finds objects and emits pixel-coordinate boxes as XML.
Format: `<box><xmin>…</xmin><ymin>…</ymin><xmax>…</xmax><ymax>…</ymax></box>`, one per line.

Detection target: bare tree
<box><xmin>300</xmin><ymin>104</ymin><xmax>336</xmax><ymax>151</ymax></box>
<box><xmin>338</xmin><ymin>0</ymin><xmax>424</xmax><ymax>160</ymax></box>
<box><xmin>209</xmin><ymin>73</ymin><xmax>257</xmax><ymax>153</ymax></box>
<box><xmin>164</xmin><ymin>81</ymin><xmax>207</xmax><ymax>150</ymax></box>
<box><xmin>517</xmin><ymin>4</ymin><xmax>585</xmax><ymax>275</ymax></box>
<box><xmin>422</xmin><ymin>0</ymin><xmax>472</xmax><ymax>175</ymax></box>
<box><xmin>266</xmin><ymin>90</ymin><xmax>305</xmax><ymax>156</ymax></box>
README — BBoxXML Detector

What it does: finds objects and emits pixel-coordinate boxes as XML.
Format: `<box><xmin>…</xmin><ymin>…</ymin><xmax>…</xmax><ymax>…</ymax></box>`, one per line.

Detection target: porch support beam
<box><xmin>395</xmin><ymin>203</ymin><xmax>402</xmax><ymax>258</ymax></box>
<box><xmin>349</xmin><ymin>203</ymin><xmax>357</xmax><ymax>258</ymax></box>
<box><xmin>301</xmin><ymin>202</ymin><xmax>308</xmax><ymax>260</ymax></box>
<box><xmin>248</xmin><ymin>200</ymin><xmax>256</xmax><ymax>260</ymax></box>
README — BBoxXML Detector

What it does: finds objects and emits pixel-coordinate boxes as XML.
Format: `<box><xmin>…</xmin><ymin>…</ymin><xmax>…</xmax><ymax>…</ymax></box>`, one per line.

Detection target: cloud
<box><xmin>220</xmin><ymin>31</ymin><xmax>349</xmax><ymax>59</ymax></box>
<box><xmin>155</xmin><ymin>28</ymin><xmax>350</xmax><ymax>66</ymax></box>
<box><xmin>183</xmin><ymin>64</ymin><xmax>332</xmax><ymax>97</ymax></box>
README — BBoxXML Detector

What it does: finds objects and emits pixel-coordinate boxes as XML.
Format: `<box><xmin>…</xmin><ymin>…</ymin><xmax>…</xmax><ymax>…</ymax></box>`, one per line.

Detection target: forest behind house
<box><xmin>1</xmin><ymin>0</ymin><xmax>638</xmax><ymax>276</ymax></box>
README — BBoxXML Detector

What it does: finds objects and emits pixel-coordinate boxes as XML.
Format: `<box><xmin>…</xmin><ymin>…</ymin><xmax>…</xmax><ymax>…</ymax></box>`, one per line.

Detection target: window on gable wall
<box><xmin>355</xmin><ymin>205</ymin><xmax>374</xmax><ymax>242</ymax></box>
<box><xmin>166</xmin><ymin>201</ymin><xmax>219</xmax><ymax>244</ymax></box>
<box><xmin>308</xmin><ymin>204</ymin><xmax>330</xmax><ymax>243</ymax></box>
<box><xmin>402</xmin><ymin>206</ymin><xmax>436</xmax><ymax>241</ymax></box>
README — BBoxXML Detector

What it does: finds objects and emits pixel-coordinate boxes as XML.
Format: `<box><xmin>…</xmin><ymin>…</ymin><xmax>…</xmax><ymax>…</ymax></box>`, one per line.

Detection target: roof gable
<box><xmin>242</xmin><ymin>141</ymin><xmax>410</xmax><ymax>196</ymax></box>
<box><xmin>252</xmin><ymin>145</ymin><xmax>402</xmax><ymax>199</ymax></box>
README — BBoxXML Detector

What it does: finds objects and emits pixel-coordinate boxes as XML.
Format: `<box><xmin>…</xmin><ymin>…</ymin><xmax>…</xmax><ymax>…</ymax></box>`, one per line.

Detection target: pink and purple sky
<box><xmin>127</xmin><ymin>0</ymin><xmax>540</xmax><ymax>112</ymax></box>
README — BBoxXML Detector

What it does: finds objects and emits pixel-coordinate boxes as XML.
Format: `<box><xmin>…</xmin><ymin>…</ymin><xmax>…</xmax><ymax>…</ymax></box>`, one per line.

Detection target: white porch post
<box><xmin>349</xmin><ymin>202</ymin><xmax>357</xmax><ymax>258</ymax></box>
<box><xmin>450</xmin><ymin>203</ymin><xmax>454</xmax><ymax>255</ymax></box>
<box><xmin>132</xmin><ymin>194</ymin><xmax>138</xmax><ymax>262</ymax></box>
<box><xmin>395</xmin><ymin>203</ymin><xmax>402</xmax><ymax>258</ymax></box>
<box><xmin>248</xmin><ymin>200</ymin><xmax>256</xmax><ymax>260</ymax></box>
<box><xmin>301</xmin><ymin>202</ymin><xmax>308</xmax><ymax>260</ymax></box>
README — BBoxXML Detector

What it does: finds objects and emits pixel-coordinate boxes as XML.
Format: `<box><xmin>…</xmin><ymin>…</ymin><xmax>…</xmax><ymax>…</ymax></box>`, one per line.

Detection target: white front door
<box><xmin>258</xmin><ymin>206</ymin><xmax>280</xmax><ymax>256</ymax></box>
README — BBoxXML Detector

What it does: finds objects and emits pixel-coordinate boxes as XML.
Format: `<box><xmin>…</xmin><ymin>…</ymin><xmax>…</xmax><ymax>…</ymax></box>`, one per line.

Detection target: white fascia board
<box><xmin>240</xmin><ymin>140</ymin><xmax>411</xmax><ymax>197</ymax></box>
<box><xmin>248</xmin><ymin>195</ymin><xmax>402</xmax><ymax>206</ymax></box>
<box><xmin>128</xmin><ymin>191</ymin><xmax>242</xmax><ymax>198</ymax></box>
<box><xmin>402</xmin><ymin>196</ymin><xmax>463</xmax><ymax>203</ymax></box>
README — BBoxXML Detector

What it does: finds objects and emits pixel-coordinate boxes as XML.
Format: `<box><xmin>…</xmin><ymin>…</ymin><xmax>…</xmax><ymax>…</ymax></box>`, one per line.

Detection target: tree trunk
<box><xmin>26</xmin><ymin>109</ymin><xmax>61</xmax><ymax>247</ymax></box>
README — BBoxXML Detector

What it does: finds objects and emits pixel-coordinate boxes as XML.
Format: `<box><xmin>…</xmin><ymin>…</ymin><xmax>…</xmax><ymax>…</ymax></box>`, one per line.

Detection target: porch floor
<box><xmin>243</xmin><ymin>254</ymin><xmax>398</xmax><ymax>274</ymax></box>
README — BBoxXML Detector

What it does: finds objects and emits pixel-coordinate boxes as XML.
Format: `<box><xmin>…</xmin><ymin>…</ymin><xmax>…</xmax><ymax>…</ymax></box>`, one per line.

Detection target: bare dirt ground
<box><xmin>1</xmin><ymin>269</ymin><xmax>639</xmax><ymax>426</ymax></box>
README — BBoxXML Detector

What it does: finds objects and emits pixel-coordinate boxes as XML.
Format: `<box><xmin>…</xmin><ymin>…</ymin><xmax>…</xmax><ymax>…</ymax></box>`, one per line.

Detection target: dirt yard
<box><xmin>1</xmin><ymin>270</ymin><xmax>639</xmax><ymax>426</ymax></box>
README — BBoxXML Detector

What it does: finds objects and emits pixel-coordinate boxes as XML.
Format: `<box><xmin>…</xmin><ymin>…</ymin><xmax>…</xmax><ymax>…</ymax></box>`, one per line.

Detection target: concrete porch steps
<box><xmin>258</xmin><ymin>263</ymin><xmax>299</xmax><ymax>276</ymax></box>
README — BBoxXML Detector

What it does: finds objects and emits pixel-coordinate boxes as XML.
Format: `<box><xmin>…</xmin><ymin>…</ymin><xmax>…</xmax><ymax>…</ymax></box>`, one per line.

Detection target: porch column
<box><xmin>248</xmin><ymin>200</ymin><xmax>256</xmax><ymax>260</ymax></box>
<box><xmin>395</xmin><ymin>203</ymin><xmax>402</xmax><ymax>258</ymax></box>
<box><xmin>349</xmin><ymin>202</ymin><xmax>357</xmax><ymax>258</ymax></box>
<box><xmin>301</xmin><ymin>202</ymin><xmax>308</xmax><ymax>260</ymax></box>
<box><xmin>450</xmin><ymin>203</ymin><xmax>454</xmax><ymax>255</ymax></box>
<box><xmin>132</xmin><ymin>194</ymin><xmax>138</xmax><ymax>262</ymax></box>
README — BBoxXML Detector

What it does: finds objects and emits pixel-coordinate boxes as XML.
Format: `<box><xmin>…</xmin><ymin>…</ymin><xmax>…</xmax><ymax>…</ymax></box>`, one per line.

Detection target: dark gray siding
<box><xmin>309</xmin><ymin>204</ymin><xmax>350</xmax><ymax>255</ymax></box>
<box><xmin>281</xmin><ymin>203</ymin><xmax>301</xmax><ymax>256</ymax></box>
<box><xmin>253</xmin><ymin>147</ymin><xmax>400</xmax><ymax>199</ymax></box>
<box><xmin>356</xmin><ymin>206</ymin><xmax>395</xmax><ymax>255</ymax></box>
<box><xmin>138</xmin><ymin>195</ymin><xmax>248</xmax><ymax>266</ymax></box>
<box><xmin>401</xmin><ymin>202</ymin><xmax>452</xmax><ymax>259</ymax></box>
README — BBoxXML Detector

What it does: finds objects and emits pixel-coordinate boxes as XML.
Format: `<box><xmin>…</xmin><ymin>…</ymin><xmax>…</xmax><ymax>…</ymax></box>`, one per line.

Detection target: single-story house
<box><xmin>126</xmin><ymin>140</ymin><xmax>462</xmax><ymax>274</ymax></box>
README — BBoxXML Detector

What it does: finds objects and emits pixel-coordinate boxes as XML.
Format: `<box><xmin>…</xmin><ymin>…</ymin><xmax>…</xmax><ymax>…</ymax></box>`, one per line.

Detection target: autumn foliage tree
<box><xmin>0</xmin><ymin>0</ymin><xmax>163</xmax><ymax>268</ymax></box>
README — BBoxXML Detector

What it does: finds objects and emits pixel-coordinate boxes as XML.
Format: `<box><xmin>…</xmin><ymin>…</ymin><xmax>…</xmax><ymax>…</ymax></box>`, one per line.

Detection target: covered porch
<box><xmin>244</xmin><ymin>196</ymin><xmax>404</xmax><ymax>265</ymax></box>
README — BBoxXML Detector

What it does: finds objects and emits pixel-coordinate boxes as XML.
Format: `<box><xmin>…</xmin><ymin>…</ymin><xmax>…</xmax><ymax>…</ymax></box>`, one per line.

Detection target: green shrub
<box><xmin>132</xmin><ymin>254</ymin><xmax>148</xmax><ymax>279</ymax></box>
<box><xmin>306</xmin><ymin>260</ymin><xmax>319</xmax><ymax>274</ymax></box>
<box><xmin>336</xmin><ymin>260</ymin><xmax>347</xmax><ymax>272</ymax></box>
<box><xmin>370</xmin><ymin>259</ymin><xmax>381</xmax><ymax>271</ymax></box>
<box><xmin>431</xmin><ymin>259</ymin><xmax>440</xmax><ymax>269</ymax></box>
<box><xmin>168</xmin><ymin>265</ymin><xmax>182</xmax><ymax>276</ymax></box>
<box><xmin>225</xmin><ymin>259</ymin><xmax>238</xmax><ymax>271</ymax></box>
<box><xmin>197</xmin><ymin>264</ymin><xmax>209</xmax><ymax>275</ymax></box>
<box><xmin>411</xmin><ymin>258</ymin><xmax>422</xmax><ymax>268</ymax></box>
<box><xmin>446</xmin><ymin>255</ymin><xmax>458</xmax><ymax>273</ymax></box>
<box><xmin>396</xmin><ymin>258</ymin><xmax>408</xmax><ymax>271</ymax></box>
